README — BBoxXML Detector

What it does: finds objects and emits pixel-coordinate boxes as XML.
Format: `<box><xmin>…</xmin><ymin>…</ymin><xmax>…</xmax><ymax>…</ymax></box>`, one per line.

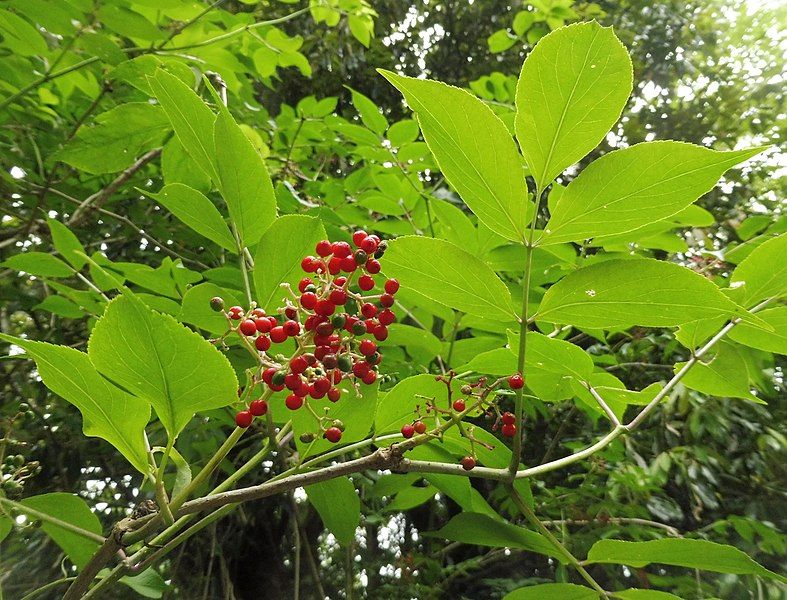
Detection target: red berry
<box><xmin>315</xmin><ymin>299</ymin><xmax>335</xmax><ymax>316</ymax></box>
<box><xmin>239</xmin><ymin>319</ymin><xmax>257</xmax><ymax>336</ymax></box>
<box><xmin>228</xmin><ymin>306</ymin><xmax>244</xmax><ymax>320</ymax></box>
<box><xmin>344</xmin><ymin>315</ymin><xmax>359</xmax><ymax>332</ymax></box>
<box><xmin>316</xmin><ymin>239</ymin><xmax>332</xmax><ymax>257</ymax></box>
<box><xmin>461</xmin><ymin>456</ymin><xmax>476</xmax><ymax>471</ymax></box>
<box><xmin>373</xmin><ymin>325</ymin><xmax>388</xmax><ymax>341</ymax></box>
<box><xmin>249</xmin><ymin>399</ymin><xmax>268</xmax><ymax>416</ymax></box>
<box><xmin>378</xmin><ymin>310</ymin><xmax>395</xmax><ymax>326</ymax></box>
<box><xmin>362</xmin><ymin>370</ymin><xmax>377</xmax><ymax>385</ymax></box>
<box><xmin>502</xmin><ymin>412</ymin><xmax>516</xmax><ymax>425</ymax></box>
<box><xmin>332</xmin><ymin>370</ymin><xmax>343</xmax><ymax>384</ymax></box>
<box><xmin>452</xmin><ymin>399</ymin><xmax>466</xmax><ymax>412</ymax></box>
<box><xmin>329</xmin><ymin>289</ymin><xmax>347</xmax><ymax>305</ymax></box>
<box><xmin>290</xmin><ymin>356</ymin><xmax>308</xmax><ymax>374</ymax></box>
<box><xmin>352</xmin><ymin>361</ymin><xmax>371</xmax><ymax>378</ymax></box>
<box><xmin>335</xmin><ymin>276</ymin><xmax>347</xmax><ymax>286</ymax></box>
<box><xmin>352</xmin><ymin>230</ymin><xmax>368</xmax><ymax>246</ymax></box>
<box><xmin>262</xmin><ymin>368</ymin><xmax>277</xmax><ymax>385</ymax></box>
<box><xmin>365</xmin><ymin>259</ymin><xmax>381</xmax><ymax>274</ymax></box>
<box><xmin>285</xmin><ymin>307</ymin><xmax>298</xmax><ymax>320</ymax></box>
<box><xmin>360</xmin><ymin>236</ymin><xmax>378</xmax><ymax>253</ymax></box>
<box><xmin>341</xmin><ymin>255</ymin><xmax>357</xmax><ymax>272</ymax></box>
<box><xmin>300</xmin><ymin>292</ymin><xmax>318</xmax><ymax>310</ymax></box>
<box><xmin>413</xmin><ymin>421</ymin><xmax>427</xmax><ymax>434</ymax></box>
<box><xmin>294</xmin><ymin>381</ymin><xmax>310</xmax><ymax>397</ymax></box>
<box><xmin>508</xmin><ymin>373</ymin><xmax>525</xmax><ymax>389</ymax></box>
<box><xmin>379</xmin><ymin>293</ymin><xmax>395</xmax><ymax>308</ymax></box>
<box><xmin>285</xmin><ymin>394</ymin><xmax>304</xmax><ymax>410</ymax></box>
<box><xmin>270</xmin><ymin>326</ymin><xmax>287</xmax><ymax>343</ymax></box>
<box><xmin>301</xmin><ymin>256</ymin><xmax>318</xmax><ymax>273</ymax></box>
<box><xmin>359</xmin><ymin>339</ymin><xmax>377</xmax><ymax>356</ymax></box>
<box><xmin>285</xmin><ymin>372</ymin><xmax>302</xmax><ymax>390</ymax></box>
<box><xmin>313</xmin><ymin>377</ymin><xmax>331</xmax><ymax>395</ymax></box>
<box><xmin>268</xmin><ymin>316</ymin><xmax>278</xmax><ymax>328</ymax></box>
<box><xmin>251</xmin><ymin>308</ymin><xmax>266</xmax><ymax>318</ymax></box>
<box><xmin>315</xmin><ymin>321</ymin><xmax>334</xmax><ymax>336</ymax></box>
<box><xmin>361</xmin><ymin>302</ymin><xmax>378</xmax><ymax>318</ymax></box>
<box><xmin>501</xmin><ymin>423</ymin><xmax>517</xmax><ymax>438</ymax></box>
<box><xmin>255</xmin><ymin>317</ymin><xmax>272</xmax><ymax>333</ymax></box>
<box><xmin>401</xmin><ymin>424</ymin><xmax>415</xmax><ymax>438</ymax></box>
<box><xmin>328</xmin><ymin>387</ymin><xmax>341</xmax><ymax>402</ymax></box>
<box><xmin>255</xmin><ymin>335</ymin><xmax>271</xmax><ymax>351</ymax></box>
<box><xmin>328</xmin><ymin>256</ymin><xmax>343</xmax><ymax>275</ymax></box>
<box><xmin>324</xmin><ymin>426</ymin><xmax>342</xmax><ymax>443</ymax></box>
<box><xmin>323</xmin><ymin>354</ymin><xmax>338</xmax><ymax>369</ymax></box>
<box><xmin>235</xmin><ymin>410</ymin><xmax>253</xmax><ymax>428</ymax></box>
<box><xmin>358</xmin><ymin>275</ymin><xmax>374</xmax><ymax>291</ymax></box>
<box><xmin>384</xmin><ymin>279</ymin><xmax>400</xmax><ymax>294</ymax></box>
<box><xmin>332</xmin><ymin>241</ymin><xmax>352</xmax><ymax>258</ymax></box>
<box><xmin>283</xmin><ymin>320</ymin><xmax>301</xmax><ymax>336</ymax></box>
<box><xmin>298</xmin><ymin>278</ymin><xmax>313</xmax><ymax>293</ymax></box>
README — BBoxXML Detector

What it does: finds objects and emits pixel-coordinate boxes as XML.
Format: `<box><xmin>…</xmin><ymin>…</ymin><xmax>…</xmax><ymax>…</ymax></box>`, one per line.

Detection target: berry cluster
<box><xmin>215</xmin><ymin>231</ymin><xmax>399</xmax><ymax>444</ymax></box>
<box><xmin>395</xmin><ymin>371</ymin><xmax>526</xmax><ymax>471</ymax></box>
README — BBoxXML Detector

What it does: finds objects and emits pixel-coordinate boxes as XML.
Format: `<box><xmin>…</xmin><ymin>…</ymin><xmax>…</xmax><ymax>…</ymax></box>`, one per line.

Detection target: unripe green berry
<box><xmin>209</xmin><ymin>296</ymin><xmax>224</xmax><ymax>312</ymax></box>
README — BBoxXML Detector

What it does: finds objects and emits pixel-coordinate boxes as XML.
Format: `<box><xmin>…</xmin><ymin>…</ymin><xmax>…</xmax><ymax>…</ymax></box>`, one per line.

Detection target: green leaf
<box><xmin>728</xmin><ymin>307</ymin><xmax>787</xmax><ymax>355</ymax></box>
<box><xmin>21</xmin><ymin>493</ymin><xmax>102</xmax><ymax>569</ymax></box>
<box><xmin>730</xmin><ymin>233</ymin><xmax>787</xmax><ymax>306</ymax></box>
<box><xmin>253</xmin><ymin>215</ymin><xmax>326</xmax><ymax>313</ymax></box>
<box><xmin>387</xmin><ymin>119</ymin><xmax>419</xmax><ymax>146</ymax></box>
<box><xmin>48</xmin><ymin>218</ymin><xmax>87</xmax><ymax>270</ymax></box>
<box><xmin>488</xmin><ymin>29</ymin><xmax>518</xmax><ymax>53</ymax></box>
<box><xmin>348</xmin><ymin>14</ymin><xmax>372</xmax><ymax>47</ymax></box>
<box><xmin>586</xmin><ymin>538</ymin><xmax>786</xmax><ymax>582</ymax></box>
<box><xmin>213</xmin><ymin>104</ymin><xmax>277</xmax><ymax>248</ymax></box>
<box><xmin>385</xmin><ymin>236</ymin><xmax>517</xmax><ymax>323</ymax></box>
<box><xmin>161</xmin><ymin>137</ymin><xmax>212</xmax><ymax>192</ymax></box>
<box><xmin>0</xmin><ymin>336</ymin><xmax>149</xmax><ymax>473</ymax></box>
<box><xmin>508</xmin><ymin>331</ymin><xmax>594</xmax><ymax>380</ymax></box>
<box><xmin>142</xmin><ymin>184</ymin><xmax>236</xmax><ymax>251</ymax></box>
<box><xmin>57</xmin><ymin>103</ymin><xmax>170</xmax><ymax>175</ymax></box>
<box><xmin>0</xmin><ymin>9</ymin><xmax>47</xmax><ymax>56</ymax></box>
<box><xmin>539</xmin><ymin>143</ymin><xmax>766</xmax><ymax>246</ymax></box>
<box><xmin>3</xmin><ymin>252</ymin><xmax>73</xmax><ymax>278</ymax></box>
<box><xmin>374</xmin><ymin>374</ymin><xmax>446</xmax><ymax>434</ymax></box>
<box><xmin>504</xmin><ymin>583</ymin><xmax>598</xmax><ymax>600</ymax></box>
<box><xmin>677</xmin><ymin>342</ymin><xmax>763</xmax><ymax>403</ymax></box>
<box><xmin>87</xmin><ymin>294</ymin><xmax>238</xmax><ymax>439</ymax></box>
<box><xmin>386</xmin><ymin>484</ymin><xmax>437</xmax><ymax>511</ymax></box>
<box><xmin>0</xmin><ymin>517</ymin><xmax>11</xmax><ymax>543</ymax></box>
<box><xmin>180</xmin><ymin>282</ymin><xmax>245</xmax><ymax>335</ymax></box>
<box><xmin>118</xmin><ymin>568</ymin><xmax>167</xmax><ymax>598</ymax></box>
<box><xmin>383</xmin><ymin>323</ymin><xmax>442</xmax><ymax>358</ymax></box>
<box><xmin>305</xmin><ymin>477</ymin><xmax>360</xmax><ymax>546</ymax></box>
<box><xmin>515</xmin><ymin>21</ymin><xmax>632</xmax><ymax>191</ymax></box>
<box><xmin>613</xmin><ymin>591</ymin><xmax>682</xmax><ymax>600</ymax></box>
<box><xmin>348</xmin><ymin>86</ymin><xmax>388</xmax><ymax>135</ymax></box>
<box><xmin>428</xmin><ymin>513</ymin><xmax>566</xmax><ymax>561</ymax></box>
<box><xmin>379</xmin><ymin>70</ymin><xmax>531</xmax><ymax>242</ymax></box>
<box><xmin>536</xmin><ymin>258</ymin><xmax>748</xmax><ymax>328</ymax></box>
<box><xmin>148</xmin><ymin>70</ymin><xmax>219</xmax><ymax>184</ymax></box>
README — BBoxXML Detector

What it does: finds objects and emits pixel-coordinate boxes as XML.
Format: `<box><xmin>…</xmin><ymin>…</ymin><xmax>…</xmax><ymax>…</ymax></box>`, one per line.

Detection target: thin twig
<box><xmin>68</xmin><ymin>148</ymin><xmax>163</xmax><ymax>226</ymax></box>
